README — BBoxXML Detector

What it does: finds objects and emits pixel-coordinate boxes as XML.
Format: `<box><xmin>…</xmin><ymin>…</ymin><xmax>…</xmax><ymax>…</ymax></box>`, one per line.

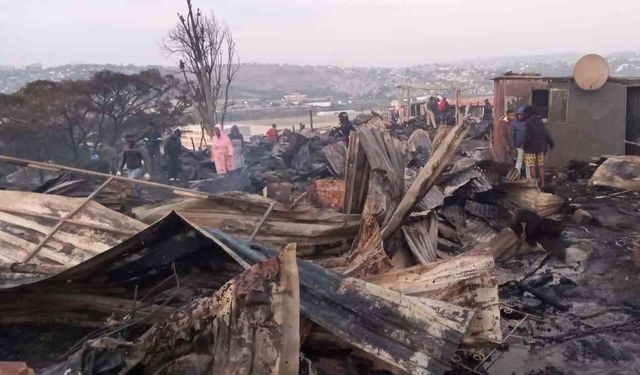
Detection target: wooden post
<box><xmin>407</xmin><ymin>87</ymin><xmax>411</xmax><ymax>120</ymax></box>
<box><xmin>250</xmin><ymin>202</ymin><xmax>276</xmax><ymax>241</ymax></box>
<box><xmin>455</xmin><ymin>89</ymin><xmax>460</xmax><ymax>125</ymax></box>
<box><xmin>309</xmin><ymin>108</ymin><xmax>314</xmax><ymax>130</ymax></box>
<box><xmin>276</xmin><ymin>243</ymin><xmax>300</xmax><ymax>375</ymax></box>
<box><xmin>23</xmin><ymin>176</ymin><xmax>115</xmax><ymax>263</ymax></box>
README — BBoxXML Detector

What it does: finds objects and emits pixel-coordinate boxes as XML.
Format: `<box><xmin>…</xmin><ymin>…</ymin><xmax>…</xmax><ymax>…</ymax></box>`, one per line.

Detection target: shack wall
<box><xmin>546</xmin><ymin>81</ymin><xmax>626</xmax><ymax>166</ymax></box>
<box><xmin>493</xmin><ymin>78</ymin><xmax>627</xmax><ymax>166</ymax></box>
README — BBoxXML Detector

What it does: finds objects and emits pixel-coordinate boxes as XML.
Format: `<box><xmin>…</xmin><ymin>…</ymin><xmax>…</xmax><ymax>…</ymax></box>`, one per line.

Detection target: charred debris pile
<box><xmin>0</xmin><ymin>114</ymin><xmax>639</xmax><ymax>374</ymax></box>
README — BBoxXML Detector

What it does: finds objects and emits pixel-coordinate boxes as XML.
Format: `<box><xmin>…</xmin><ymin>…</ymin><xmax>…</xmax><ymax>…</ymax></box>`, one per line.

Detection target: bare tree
<box><xmin>163</xmin><ymin>0</ymin><xmax>240</xmax><ymax>135</ymax></box>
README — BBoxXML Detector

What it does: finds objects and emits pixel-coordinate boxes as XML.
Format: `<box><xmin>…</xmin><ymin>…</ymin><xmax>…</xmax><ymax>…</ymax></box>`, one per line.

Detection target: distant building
<box><xmin>282</xmin><ymin>93</ymin><xmax>307</xmax><ymax>105</ymax></box>
<box><xmin>307</xmin><ymin>101</ymin><xmax>332</xmax><ymax>108</ymax></box>
<box><xmin>493</xmin><ymin>73</ymin><xmax>640</xmax><ymax>166</ymax></box>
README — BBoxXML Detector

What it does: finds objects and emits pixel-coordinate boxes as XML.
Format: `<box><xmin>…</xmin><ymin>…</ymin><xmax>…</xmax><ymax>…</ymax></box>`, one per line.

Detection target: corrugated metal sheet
<box><xmin>0</xmin><ymin>191</ymin><xmax>146</xmax><ymax>285</ymax></box>
<box><xmin>438</xmin><ymin>205</ymin><xmax>499</xmax><ymax>247</ymax></box>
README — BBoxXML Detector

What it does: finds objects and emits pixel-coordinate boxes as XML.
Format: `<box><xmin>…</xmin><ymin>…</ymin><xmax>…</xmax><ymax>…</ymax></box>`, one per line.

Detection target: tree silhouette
<box><xmin>163</xmin><ymin>0</ymin><xmax>240</xmax><ymax>136</ymax></box>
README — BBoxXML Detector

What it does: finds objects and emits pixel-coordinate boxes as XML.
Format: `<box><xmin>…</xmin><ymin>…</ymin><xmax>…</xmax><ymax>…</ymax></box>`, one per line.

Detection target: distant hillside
<box><xmin>3</xmin><ymin>51</ymin><xmax>640</xmax><ymax>100</ymax></box>
<box><xmin>229</xmin><ymin>63</ymin><xmax>394</xmax><ymax>100</ymax></box>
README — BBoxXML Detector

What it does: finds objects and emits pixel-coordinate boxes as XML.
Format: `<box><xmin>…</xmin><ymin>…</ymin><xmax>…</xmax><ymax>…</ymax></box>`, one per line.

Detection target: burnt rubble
<box><xmin>1</xmin><ymin>117</ymin><xmax>640</xmax><ymax>374</ymax></box>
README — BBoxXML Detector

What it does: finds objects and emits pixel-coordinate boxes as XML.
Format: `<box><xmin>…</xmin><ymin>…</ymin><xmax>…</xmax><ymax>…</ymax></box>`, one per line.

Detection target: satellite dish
<box><xmin>574</xmin><ymin>54</ymin><xmax>609</xmax><ymax>91</ymax></box>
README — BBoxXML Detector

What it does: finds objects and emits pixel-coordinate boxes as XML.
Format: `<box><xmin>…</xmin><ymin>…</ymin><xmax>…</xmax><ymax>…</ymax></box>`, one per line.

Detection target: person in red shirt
<box><xmin>437</xmin><ymin>97</ymin><xmax>446</xmax><ymax>113</ymax></box>
<box><xmin>266</xmin><ymin>124</ymin><xmax>278</xmax><ymax>142</ymax></box>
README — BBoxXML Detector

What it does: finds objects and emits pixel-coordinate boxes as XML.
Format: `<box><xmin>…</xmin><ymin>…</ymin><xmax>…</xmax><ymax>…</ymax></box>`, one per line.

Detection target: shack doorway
<box><xmin>626</xmin><ymin>87</ymin><xmax>640</xmax><ymax>155</ymax></box>
<box><xmin>531</xmin><ymin>89</ymin><xmax>550</xmax><ymax>119</ymax></box>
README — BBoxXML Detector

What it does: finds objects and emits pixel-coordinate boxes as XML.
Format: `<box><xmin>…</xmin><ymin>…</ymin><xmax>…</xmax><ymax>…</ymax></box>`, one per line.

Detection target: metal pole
<box><xmin>309</xmin><ymin>108</ymin><xmax>314</xmax><ymax>130</ymax></box>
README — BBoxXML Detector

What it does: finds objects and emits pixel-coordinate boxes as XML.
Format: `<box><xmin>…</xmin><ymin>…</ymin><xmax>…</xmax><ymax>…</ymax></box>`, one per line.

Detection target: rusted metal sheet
<box><xmin>382</xmin><ymin>120</ymin><xmax>471</xmax><ymax>241</ymax></box>
<box><xmin>322</xmin><ymin>141</ymin><xmax>347</xmax><ymax>178</ymax></box>
<box><xmin>367</xmin><ymin>249</ymin><xmax>502</xmax><ymax>347</ymax></box>
<box><xmin>474</xmin><ymin>228</ymin><xmax>521</xmax><ymax>263</ymax></box>
<box><xmin>479</xmin><ymin>179</ymin><xmax>565</xmax><ymax>217</ymax></box>
<box><xmin>356</xmin><ymin>124</ymin><xmax>408</xmax><ymax>227</ymax></box>
<box><xmin>307</xmin><ymin>179</ymin><xmax>346</xmax><ymax>210</ymax></box>
<box><xmin>589</xmin><ymin>155</ymin><xmax>640</xmax><ymax>191</ymax></box>
<box><xmin>0</xmin><ymin>191</ymin><xmax>146</xmax><ymax>285</ymax></box>
<box><xmin>320</xmin><ymin>213</ymin><xmax>392</xmax><ymax>278</ymax></box>
<box><xmin>0</xmin><ymin>212</ymin><xmax>244</xmax><ymax>326</ymax></box>
<box><xmin>343</xmin><ymin>131</ymin><xmax>370</xmax><ymax>214</ymax></box>
<box><xmin>402</xmin><ymin>211</ymin><xmax>438</xmax><ymax>264</ymax></box>
<box><xmin>36</xmin><ymin>173</ymin><xmax>132</xmax><ymax>212</ymax></box>
<box><xmin>133</xmin><ymin>192</ymin><xmax>361</xmax><ymax>257</ymax></box>
<box><xmin>3</xmin><ymin>211</ymin><xmax>473</xmax><ymax>374</ymax></box>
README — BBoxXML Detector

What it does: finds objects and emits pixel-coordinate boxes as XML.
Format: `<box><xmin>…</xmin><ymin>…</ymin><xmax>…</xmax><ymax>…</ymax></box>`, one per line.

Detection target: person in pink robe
<box><xmin>211</xmin><ymin>124</ymin><xmax>233</xmax><ymax>174</ymax></box>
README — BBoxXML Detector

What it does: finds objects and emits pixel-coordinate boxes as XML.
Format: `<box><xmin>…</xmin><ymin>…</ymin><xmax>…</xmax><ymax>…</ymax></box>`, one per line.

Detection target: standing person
<box><xmin>512</xmin><ymin>107</ymin><xmax>528</xmax><ymax>177</ymax></box>
<box><xmin>430</xmin><ymin>96</ymin><xmax>439</xmax><ymax>121</ymax></box>
<box><xmin>523</xmin><ymin>106</ymin><xmax>554</xmax><ymax>188</ymax></box>
<box><xmin>483</xmin><ymin>99</ymin><xmax>493</xmax><ymax>121</ymax></box>
<box><xmin>337</xmin><ymin>112</ymin><xmax>354</xmax><ymax>138</ymax></box>
<box><xmin>492</xmin><ymin>109</ymin><xmax>515</xmax><ymax>163</ymax></box>
<box><xmin>439</xmin><ymin>97</ymin><xmax>449</xmax><ymax>125</ymax></box>
<box><xmin>117</xmin><ymin>134</ymin><xmax>150</xmax><ymax>196</ymax></box>
<box><xmin>164</xmin><ymin>129</ymin><xmax>183</xmax><ymax>181</ymax></box>
<box><xmin>141</xmin><ymin>122</ymin><xmax>162</xmax><ymax>173</ymax></box>
<box><xmin>211</xmin><ymin>124</ymin><xmax>233</xmax><ymax>175</ymax></box>
<box><xmin>266</xmin><ymin>124</ymin><xmax>278</xmax><ymax>142</ymax></box>
<box><xmin>425</xmin><ymin>97</ymin><xmax>437</xmax><ymax>128</ymax></box>
<box><xmin>228</xmin><ymin>125</ymin><xmax>245</xmax><ymax>170</ymax></box>
<box><xmin>391</xmin><ymin>109</ymin><xmax>400</xmax><ymax>126</ymax></box>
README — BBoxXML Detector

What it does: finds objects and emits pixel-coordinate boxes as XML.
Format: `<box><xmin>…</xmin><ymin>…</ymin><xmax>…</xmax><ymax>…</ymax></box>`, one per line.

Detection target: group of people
<box><xmin>210</xmin><ymin>124</ymin><xmax>245</xmax><ymax>175</ymax></box>
<box><xmin>423</xmin><ymin>96</ymin><xmax>452</xmax><ymax>127</ymax></box>
<box><xmin>115</xmin><ymin>124</ymin><xmax>184</xmax><ymax>184</ymax></box>
<box><xmin>493</xmin><ymin>105</ymin><xmax>555</xmax><ymax>187</ymax></box>
<box><xmin>112</xmin><ymin>122</ymin><xmax>246</xmax><ymax>191</ymax></box>
<box><xmin>119</xmin><ymin>111</ymin><xmax>355</xmax><ymax>183</ymax></box>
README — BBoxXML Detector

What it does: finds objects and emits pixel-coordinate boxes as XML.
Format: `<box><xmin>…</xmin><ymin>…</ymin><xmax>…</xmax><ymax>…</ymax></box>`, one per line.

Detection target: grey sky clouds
<box><xmin>1</xmin><ymin>0</ymin><xmax>639</xmax><ymax>67</ymax></box>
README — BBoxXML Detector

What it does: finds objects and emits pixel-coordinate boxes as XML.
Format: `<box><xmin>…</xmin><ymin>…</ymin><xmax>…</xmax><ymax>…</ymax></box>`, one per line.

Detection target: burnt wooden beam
<box><xmin>381</xmin><ymin>120</ymin><xmax>471</xmax><ymax>240</ymax></box>
<box><xmin>367</xmin><ymin>249</ymin><xmax>502</xmax><ymax>347</ymax></box>
<box><xmin>204</xmin><ymin>227</ymin><xmax>473</xmax><ymax>374</ymax></box>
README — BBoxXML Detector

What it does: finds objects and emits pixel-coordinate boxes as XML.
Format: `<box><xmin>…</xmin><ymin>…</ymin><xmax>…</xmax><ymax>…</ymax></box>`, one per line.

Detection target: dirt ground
<box><xmin>0</xmin><ymin>324</ymin><xmax>93</xmax><ymax>369</ymax></box>
<box><xmin>471</xmin><ymin>175</ymin><xmax>640</xmax><ymax>374</ymax></box>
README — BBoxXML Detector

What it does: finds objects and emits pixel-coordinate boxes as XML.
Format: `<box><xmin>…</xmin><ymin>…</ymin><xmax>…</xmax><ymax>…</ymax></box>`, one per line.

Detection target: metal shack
<box><xmin>492</xmin><ymin>73</ymin><xmax>640</xmax><ymax>166</ymax></box>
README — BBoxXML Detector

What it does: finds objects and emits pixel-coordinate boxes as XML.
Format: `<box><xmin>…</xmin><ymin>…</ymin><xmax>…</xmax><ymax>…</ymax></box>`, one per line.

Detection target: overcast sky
<box><xmin>1</xmin><ymin>0</ymin><xmax>639</xmax><ymax>68</ymax></box>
